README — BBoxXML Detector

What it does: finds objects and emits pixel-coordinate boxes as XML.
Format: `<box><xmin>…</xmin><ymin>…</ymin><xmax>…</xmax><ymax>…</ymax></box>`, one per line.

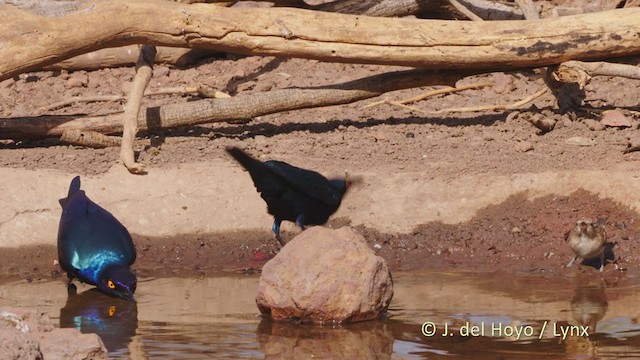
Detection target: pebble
<box><xmin>255</xmin><ymin>82</ymin><xmax>273</xmax><ymax>92</ymax></box>
<box><xmin>153</xmin><ymin>66</ymin><xmax>170</xmax><ymax>78</ymax></box>
<box><xmin>66</xmin><ymin>74</ymin><xmax>88</xmax><ymax>88</ymax></box>
<box><xmin>565</xmin><ymin>136</ymin><xmax>596</xmax><ymax>146</ymax></box>
<box><xmin>0</xmin><ymin>78</ymin><xmax>15</xmax><ymax>88</ymax></box>
<box><xmin>583</xmin><ymin>119</ymin><xmax>606</xmax><ymax>131</ymax></box>
<box><xmin>514</xmin><ymin>141</ymin><xmax>534</xmax><ymax>153</ymax></box>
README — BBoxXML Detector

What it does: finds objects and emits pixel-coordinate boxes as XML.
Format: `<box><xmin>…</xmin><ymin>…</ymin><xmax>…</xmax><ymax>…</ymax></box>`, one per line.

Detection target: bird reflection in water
<box><xmin>59</xmin><ymin>285</ymin><xmax>138</xmax><ymax>354</ymax></box>
<box><xmin>570</xmin><ymin>280</ymin><xmax>608</xmax><ymax>334</ymax></box>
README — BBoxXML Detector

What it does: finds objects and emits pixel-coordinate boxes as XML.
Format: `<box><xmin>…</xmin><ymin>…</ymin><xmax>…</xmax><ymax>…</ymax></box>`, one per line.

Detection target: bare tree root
<box><xmin>120</xmin><ymin>45</ymin><xmax>156</xmax><ymax>174</ymax></box>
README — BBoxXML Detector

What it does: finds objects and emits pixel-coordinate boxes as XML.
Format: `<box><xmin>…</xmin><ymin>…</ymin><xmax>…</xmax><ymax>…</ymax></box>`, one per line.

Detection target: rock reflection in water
<box><xmin>59</xmin><ymin>286</ymin><xmax>138</xmax><ymax>354</ymax></box>
<box><xmin>257</xmin><ymin>319</ymin><xmax>394</xmax><ymax>359</ymax></box>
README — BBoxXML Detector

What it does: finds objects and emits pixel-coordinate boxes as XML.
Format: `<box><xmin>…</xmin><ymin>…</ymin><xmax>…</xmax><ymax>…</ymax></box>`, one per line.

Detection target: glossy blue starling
<box><xmin>57</xmin><ymin>176</ymin><xmax>137</xmax><ymax>300</ymax></box>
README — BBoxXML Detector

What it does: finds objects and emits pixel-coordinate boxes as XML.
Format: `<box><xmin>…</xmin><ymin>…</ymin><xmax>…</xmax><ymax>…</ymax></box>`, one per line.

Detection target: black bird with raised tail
<box><xmin>57</xmin><ymin>176</ymin><xmax>137</xmax><ymax>301</ymax></box>
<box><xmin>226</xmin><ymin>147</ymin><xmax>351</xmax><ymax>246</ymax></box>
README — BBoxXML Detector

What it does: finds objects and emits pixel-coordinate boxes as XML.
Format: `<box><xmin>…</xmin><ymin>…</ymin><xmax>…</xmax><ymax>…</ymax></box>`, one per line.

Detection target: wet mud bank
<box><xmin>3</xmin><ymin>188</ymin><xmax>640</xmax><ymax>281</ymax></box>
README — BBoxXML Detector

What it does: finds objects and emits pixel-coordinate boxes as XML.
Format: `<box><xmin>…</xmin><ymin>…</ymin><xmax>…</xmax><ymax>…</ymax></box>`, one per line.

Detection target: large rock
<box><xmin>256</xmin><ymin>226</ymin><xmax>393</xmax><ymax>324</ymax></box>
<box><xmin>0</xmin><ymin>307</ymin><xmax>108</xmax><ymax>360</ymax></box>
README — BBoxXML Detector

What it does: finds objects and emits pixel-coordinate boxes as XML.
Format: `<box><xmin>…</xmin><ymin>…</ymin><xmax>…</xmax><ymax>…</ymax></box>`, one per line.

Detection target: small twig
<box><xmin>399</xmin><ymin>82</ymin><xmax>493</xmax><ymax>105</ymax></box>
<box><xmin>60</xmin><ymin>130</ymin><xmax>122</xmax><ymax>148</ymax></box>
<box><xmin>507</xmin><ymin>88</ymin><xmax>548</xmax><ymax>108</ymax></box>
<box><xmin>514</xmin><ymin>0</ymin><xmax>539</xmax><ymax>20</ymax></box>
<box><xmin>386</xmin><ymin>88</ymin><xmax>548</xmax><ymax>115</ymax></box>
<box><xmin>120</xmin><ymin>45</ymin><xmax>156</xmax><ymax>175</ymax></box>
<box><xmin>363</xmin><ymin>82</ymin><xmax>493</xmax><ymax>109</ymax></box>
<box><xmin>387</xmin><ymin>100</ymin><xmax>427</xmax><ymax>114</ymax></box>
<box><xmin>43</xmin><ymin>87</ymin><xmax>226</xmax><ymax>111</ymax></box>
<box><xmin>448</xmin><ymin>0</ymin><xmax>484</xmax><ymax>21</ymax></box>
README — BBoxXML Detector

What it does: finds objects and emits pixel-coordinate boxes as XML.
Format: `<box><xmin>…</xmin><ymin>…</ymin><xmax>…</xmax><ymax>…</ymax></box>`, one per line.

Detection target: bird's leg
<box><xmin>599</xmin><ymin>252</ymin><xmax>605</xmax><ymax>272</ymax></box>
<box><xmin>66</xmin><ymin>274</ymin><xmax>78</xmax><ymax>295</ymax></box>
<box><xmin>567</xmin><ymin>256</ymin><xmax>578</xmax><ymax>268</ymax></box>
<box><xmin>611</xmin><ymin>255</ymin><xmax>623</xmax><ymax>271</ymax></box>
<box><xmin>295</xmin><ymin>214</ymin><xmax>306</xmax><ymax>230</ymax></box>
<box><xmin>67</xmin><ymin>282</ymin><xmax>78</xmax><ymax>296</ymax></box>
<box><xmin>272</xmin><ymin>220</ymin><xmax>285</xmax><ymax>247</ymax></box>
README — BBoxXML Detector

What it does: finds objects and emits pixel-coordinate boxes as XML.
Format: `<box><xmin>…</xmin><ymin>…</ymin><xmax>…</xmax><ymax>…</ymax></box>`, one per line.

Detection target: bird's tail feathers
<box><xmin>226</xmin><ymin>147</ymin><xmax>263</xmax><ymax>172</ymax></box>
<box><xmin>59</xmin><ymin>176</ymin><xmax>82</xmax><ymax>208</ymax></box>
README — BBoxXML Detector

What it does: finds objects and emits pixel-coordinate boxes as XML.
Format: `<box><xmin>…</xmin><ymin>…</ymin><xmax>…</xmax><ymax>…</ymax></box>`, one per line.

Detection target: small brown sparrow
<box><xmin>566</xmin><ymin>219</ymin><xmax>607</xmax><ymax>272</ymax></box>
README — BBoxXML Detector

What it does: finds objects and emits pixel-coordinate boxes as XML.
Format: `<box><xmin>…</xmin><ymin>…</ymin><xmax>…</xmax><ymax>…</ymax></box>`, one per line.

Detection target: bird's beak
<box><xmin>580</xmin><ymin>222</ymin><xmax>588</xmax><ymax>231</ymax></box>
<box><xmin>119</xmin><ymin>290</ymin><xmax>136</xmax><ymax>302</ymax></box>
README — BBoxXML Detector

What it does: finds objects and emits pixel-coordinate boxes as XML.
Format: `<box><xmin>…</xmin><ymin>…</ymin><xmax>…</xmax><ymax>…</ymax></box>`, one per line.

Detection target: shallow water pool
<box><xmin>2</xmin><ymin>271</ymin><xmax>640</xmax><ymax>359</ymax></box>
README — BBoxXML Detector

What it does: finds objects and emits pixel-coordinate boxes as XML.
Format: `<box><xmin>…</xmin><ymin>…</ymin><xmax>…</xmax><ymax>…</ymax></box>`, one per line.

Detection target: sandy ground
<box><xmin>2</xmin><ymin>52</ymin><xmax>640</xmax><ymax>279</ymax></box>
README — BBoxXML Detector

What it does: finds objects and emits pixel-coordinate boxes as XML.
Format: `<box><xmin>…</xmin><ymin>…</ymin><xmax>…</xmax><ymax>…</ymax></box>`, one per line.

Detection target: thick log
<box><xmin>0</xmin><ymin>69</ymin><xmax>476</xmax><ymax>140</ymax></box>
<box><xmin>2</xmin><ymin>0</ymin><xmax>640</xmax><ymax>81</ymax></box>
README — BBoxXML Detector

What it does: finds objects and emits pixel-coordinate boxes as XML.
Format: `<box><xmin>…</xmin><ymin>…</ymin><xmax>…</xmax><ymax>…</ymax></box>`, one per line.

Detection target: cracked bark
<box><xmin>2</xmin><ymin>0</ymin><xmax>640</xmax><ymax>81</ymax></box>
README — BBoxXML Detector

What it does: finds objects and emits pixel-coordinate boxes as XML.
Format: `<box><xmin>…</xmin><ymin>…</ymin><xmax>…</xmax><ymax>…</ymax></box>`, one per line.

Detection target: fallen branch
<box><xmin>456</xmin><ymin>0</ymin><xmax>523</xmax><ymax>19</ymax></box>
<box><xmin>554</xmin><ymin>60</ymin><xmax>640</xmax><ymax>87</ymax></box>
<box><xmin>514</xmin><ymin>0</ymin><xmax>539</xmax><ymax>20</ymax></box>
<box><xmin>0</xmin><ymin>69</ymin><xmax>478</xmax><ymax>140</ymax></box>
<box><xmin>550</xmin><ymin>61</ymin><xmax>640</xmax><ymax>111</ymax></box>
<box><xmin>448</xmin><ymin>0</ymin><xmax>483</xmax><ymax>20</ymax></box>
<box><xmin>60</xmin><ymin>130</ymin><xmax>122</xmax><ymax>148</ymax></box>
<box><xmin>311</xmin><ymin>0</ymin><xmax>432</xmax><ymax>17</ymax></box>
<box><xmin>120</xmin><ymin>45</ymin><xmax>156</xmax><ymax>174</ymax></box>
<box><xmin>2</xmin><ymin>0</ymin><xmax>640</xmax><ymax>81</ymax></box>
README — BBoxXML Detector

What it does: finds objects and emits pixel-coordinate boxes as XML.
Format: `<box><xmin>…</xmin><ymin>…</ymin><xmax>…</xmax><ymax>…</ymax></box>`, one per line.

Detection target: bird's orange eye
<box><xmin>107</xmin><ymin>280</ymin><xmax>116</xmax><ymax>289</ymax></box>
<box><xmin>108</xmin><ymin>306</ymin><xmax>117</xmax><ymax>317</ymax></box>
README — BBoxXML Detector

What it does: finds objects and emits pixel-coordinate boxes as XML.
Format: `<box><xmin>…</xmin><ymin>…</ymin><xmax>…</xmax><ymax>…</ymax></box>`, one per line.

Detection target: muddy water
<box><xmin>2</xmin><ymin>271</ymin><xmax>640</xmax><ymax>359</ymax></box>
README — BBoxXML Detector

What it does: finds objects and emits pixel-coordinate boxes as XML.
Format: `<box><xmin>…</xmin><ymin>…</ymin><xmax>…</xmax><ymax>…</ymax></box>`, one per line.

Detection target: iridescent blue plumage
<box><xmin>57</xmin><ymin>176</ymin><xmax>137</xmax><ymax>300</ymax></box>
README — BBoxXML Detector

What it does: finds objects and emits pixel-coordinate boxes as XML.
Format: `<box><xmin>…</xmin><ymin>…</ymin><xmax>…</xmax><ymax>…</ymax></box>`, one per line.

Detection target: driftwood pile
<box><xmin>1</xmin><ymin>0</ymin><xmax>640</xmax><ymax>172</ymax></box>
